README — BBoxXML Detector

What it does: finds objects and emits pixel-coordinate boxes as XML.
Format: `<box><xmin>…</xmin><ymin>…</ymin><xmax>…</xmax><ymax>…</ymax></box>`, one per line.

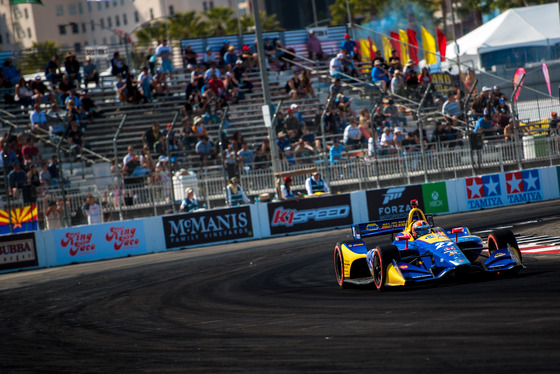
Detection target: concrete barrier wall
<box><xmin>2</xmin><ymin>166</ymin><xmax>559</xmax><ymax>274</ymax></box>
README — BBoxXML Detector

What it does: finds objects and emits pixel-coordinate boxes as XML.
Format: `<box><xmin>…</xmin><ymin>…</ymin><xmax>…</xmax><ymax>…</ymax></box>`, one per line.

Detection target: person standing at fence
<box><xmin>226</xmin><ymin>176</ymin><xmax>250</xmax><ymax>207</ymax></box>
<box><xmin>44</xmin><ymin>195</ymin><xmax>64</xmax><ymax>230</ymax></box>
<box><xmin>305</xmin><ymin>171</ymin><xmax>329</xmax><ymax>195</ymax></box>
<box><xmin>180</xmin><ymin>187</ymin><xmax>199</xmax><ymax>213</ymax></box>
<box><xmin>82</xmin><ymin>194</ymin><xmax>102</xmax><ymax>224</ymax></box>
<box><xmin>549</xmin><ymin>112</ymin><xmax>559</xmax><ymax>136</ymax></box>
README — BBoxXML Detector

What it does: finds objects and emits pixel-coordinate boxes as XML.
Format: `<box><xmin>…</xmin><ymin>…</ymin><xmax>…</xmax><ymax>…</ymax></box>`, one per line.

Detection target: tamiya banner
<box><xmin>163</xmin><ymin>206</ymin><xmax>253</xmax><ymax>249</ymax></box>
<box><xmin>268</xmin><ymin>194</ymin><xmax>353</xmax><ymax>235</ymax></box>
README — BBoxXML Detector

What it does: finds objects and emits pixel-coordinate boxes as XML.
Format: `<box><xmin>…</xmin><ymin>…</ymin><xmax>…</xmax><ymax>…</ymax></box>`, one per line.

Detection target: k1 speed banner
<box><xmin>268</xmin><ymin>194</ymin><xmax>353</xmax><ymax>235</ymax></box>
<box><xmin>163</xmin><ymin>206</ymin><xmax>253</xmax><ymax>249</ymax></box>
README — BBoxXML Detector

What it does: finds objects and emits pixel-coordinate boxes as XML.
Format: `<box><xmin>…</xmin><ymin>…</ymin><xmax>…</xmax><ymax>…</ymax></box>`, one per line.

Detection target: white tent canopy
<box><xmin>446</xmin><ymin>3</ymin><xmax>560</xmax><ymax>65</ymax></box>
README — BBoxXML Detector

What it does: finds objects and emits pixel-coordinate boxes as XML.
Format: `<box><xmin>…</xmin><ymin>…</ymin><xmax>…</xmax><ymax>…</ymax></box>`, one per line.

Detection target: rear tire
<box><xmin>334</xmin><ymin>242</ymin><xmax>346</xmax><ymax>288</ymax></box>
<box><xmin>487</xmin><ymin>228</ymin><xmax>522</xmax><ymax>263</ymax></box>
<box><xmin>371</xmin><ymin>244</ymin><xmax>400</xmax><ymax>291</ymax></box>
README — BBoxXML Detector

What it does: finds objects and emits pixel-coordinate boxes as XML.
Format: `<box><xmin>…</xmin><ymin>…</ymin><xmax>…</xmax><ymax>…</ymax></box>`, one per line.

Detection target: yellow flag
<box><xmin>421</xmin><ymin>26</ymin><xmax>437</xmax><ymax>65</ymax></box>
<box><xmin>399</xmin><ymin>29</ymin><xmax>409</xmax><ymax>63</ymax></box>
<box><xmin>382</xmin><ymin>35</ymin><xmax>392</xmax><ymax>62</ymax></box>
<box><xmin>359</xmin><ymin>38</ymin><xmax>371</xmax><ymax>61</ymax></box>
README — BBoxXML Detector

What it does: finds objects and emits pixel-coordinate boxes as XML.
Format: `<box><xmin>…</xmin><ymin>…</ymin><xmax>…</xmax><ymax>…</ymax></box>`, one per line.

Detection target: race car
<box><xmin>334</xmin><ymin>199</ymin><xmax>524</xmax><ymax>290</ymax></box>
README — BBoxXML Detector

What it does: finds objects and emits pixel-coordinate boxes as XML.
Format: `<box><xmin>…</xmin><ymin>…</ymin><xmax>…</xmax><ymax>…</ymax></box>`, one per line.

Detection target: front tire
<box><xmin>334</xmin><ymin>242</ymin><xmax>346</xmax><ymax>288</ymax></box>
<box><xmin>487</xmin><ymin>228</ymin><xmax>522</xmax><ymax>263</ymax></box>
<box><xmin>371</xmin><ymin>244</ymin><xmax>400</xmax><ymax>291</ymax></box>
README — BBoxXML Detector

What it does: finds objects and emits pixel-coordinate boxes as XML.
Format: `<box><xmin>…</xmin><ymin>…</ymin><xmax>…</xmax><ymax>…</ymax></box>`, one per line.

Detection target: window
<box><xmin>87</xmin><ymin>3</ymin><xmax>91</xmax><ymax>13</ymax></box>
<box><xmin>72</xmin><ymin>23</ymin><xmax>79</xmax><ymax>34</ymax></box>
<box><xmin>113</xmin><ymin>1</ymin><xmax>117</xmax><ymax>7</ymax></box>
<box><xmin>24</xmin><ymin>9</ymin><xmax>28</xmax><ymax>19</ymax></box>
<box><xmin>134</xmin><ymin>11</ymin><xmax>139</xmax><ymax>23</ymax></box>
<box><xmin>107</xmin><ymin>17</ymin><xmax>112</xmax><ymax>28</ymax></box>
<box><xmin>150</xmin><ymin>8</ymin><xmax>154</xmax><ymax>20</ymax></box>
<box><xmin>56</xmin><ymin>5</ymin><xmax>64</xmax><ymax>17</ymax></box>
<box><xmin>91</xmin><ymin>21</ymin><xmax>95</xmax><ymax>32</ymax></box>
<box><xmin>100</xmin><ymin>19</ymin><xmax>105</xmax><ymax>29</ymax></box>
<box><xmin>169</xmin><ymin>6</ymin><xmax>175</xmax><ymax>15</ymax></box>
<box><xmin>82</xmin><ymin>23</ymin><xmax>86</xmax><ymax>33</ymax></box>
<box><xmin>97</xmin><ymin>3</ymin><xmax>101</xmax><ymax>11</ymax></box>
<box><xmin>78</xmin><ymin>3</ymin><xmax>83</xmax><ymax>15</ymax></box>
<box><xmin>110</xmin><ymin>36</ymin><xmax>116</xmax><ymax>44</ymax></box>
<box><xmin>27</xmin><ymin>28</ymin><xmax>31</xmax><ymax>38</ymax></box>
<box><xmin>121</xmin><ymin>0</ymin><xmax>124</xmax><ymax>5</ymax></box>
<box><xmin>103</xmin><ymin>37</ymin><xmax>107</xmax><ymax>45</ymax></box>
<box><xmin>74</xmin><ymin>43</ymin><xmax>82</xmax><ymax>53</ymax></box>
<box><xmin>69</xmin><ymin>4</ymin><xmax>77</xmax><ymax>16</ymax></box>
<box><xmin>203</xmin><ymin>2</ymin><xmax>207</xmax><ymax>12</ymax></box>
<box><xmin>59</xmin><ymin>25</ymin><xmax>67</xmax><ymax>35</ymax></box>
<box><xmin>105</xmin><ymin>2</ymin><xmax>110</xmax><ymax>9</ymax></box>
<box><xmin>210</xmin><ymin>1</ymin><xmax>214</xmax><ymax>8</ymax></box>
<box><xmin>123</xmin><ymin>14</ymin><xmax>128</xmax><ymax>25</ymax></box>
<box><xmin>0</xmin><ymin>34</ymin><xmax>3</xmax><ymax>44</ymax></box>
<box><xmin>115</xmin><ymin>15</ymin><xmax>120</xmax><ymax>27</ymax></box>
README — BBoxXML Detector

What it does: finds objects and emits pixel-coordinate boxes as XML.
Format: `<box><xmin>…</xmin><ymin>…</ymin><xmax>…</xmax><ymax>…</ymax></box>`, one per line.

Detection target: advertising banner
<box><xmin>463</xmin><ymin>169</ymin><xmax>543</xmax><ymax>210</ymax></box>
<box><xmin>0</xmin><ymin>232</ymin><xmax>38</xmax><ymax>271</ymax></box>
<box><xmin>366</xmin><ymin>186</ymin><xmax>424</xmax><ymax>221</ymax></box>
<box><xmin>267</xmin><ymin>194</ymin><xmax>353</xmax><ymax>235</ymax></box>
<box><xmin>421</xmin><ymin>182</ymin><xmax>450</xmax><ymax>214</ymax></box>
<box><xmin>162</xmin><ymin>206</ymin><xmax>253</xmax><ymax>249</ymax></box>
<box><xmin>53</xmin><ymin>221</ymin><xmax>147</xmax><ymax>264</ymax></box>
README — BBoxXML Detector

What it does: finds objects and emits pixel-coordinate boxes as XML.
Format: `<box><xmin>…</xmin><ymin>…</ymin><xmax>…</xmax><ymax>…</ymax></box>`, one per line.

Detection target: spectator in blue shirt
<box><xmin>329</xmin><ymin>138</ymin><xmax>346</xmax><ymax>164</ymax></box>
<box><xmin>371</xmin><ymin>60</ymin><xmax>389</xmax><ymax>91</ymax></box>
<box><xmin>2</xmin><ymin>58</ymin><xmax>20</xmax><ymax>86</ymax></box>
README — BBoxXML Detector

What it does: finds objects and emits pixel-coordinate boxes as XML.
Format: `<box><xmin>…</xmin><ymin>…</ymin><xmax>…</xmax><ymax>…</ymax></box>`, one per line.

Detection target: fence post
<box><xmin>56</xmin><ymin>135</ymin><xmax>70</xmax><ymax>227</ymax></box>
<box><xmin>113</xmin><ymin>114</ymin><xmax>127</xmax><ymax>221</ymax></box>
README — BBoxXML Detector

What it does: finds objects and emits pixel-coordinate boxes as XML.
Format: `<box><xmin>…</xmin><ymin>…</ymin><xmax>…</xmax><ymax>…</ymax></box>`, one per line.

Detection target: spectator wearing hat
<box><xmin>195</xmin><ymin>135</ymin><xmax>215</xmax><ymax>167</ymax></box>
<box><xmin>191</xmin><ymin>115</ymin><xmax>209</xmax><ymax>139</ymax></box>
<box><xmin>403</xmin><ymin>59</ymin><xmax>419</xmax><ymax>78</ymax></box>
<box><xmin>232</xmin><ymin>59</ymin><xmax>253</xmax><ymax>93</ymax></box>
<box><xmin>305</xmin><ymin>171</ymin><xmax>329</xmax><ymax>195</ymax></box>
<box><xmin>329</xmin><ymin>137</ymin><xmax>346</xmax><ymax>164</ymax></box>
<box><xmin>343</xmin><ymin>118</ymin><xmax>363</xmax><ymax>148</ymax></box>
<box><xmin>64</xmin><ymin>52</ymin><xmax>81</xmax><ymax>86</ymax></box>
<box><xmin>280</xmin><ymin>176</ymin><xmax>301</xmax><ymax>199</ymax></box>
<box><xmin>276</xmin><ymin>131</ymin><xmax>291</xmax><ymax>158</ymax></box>
<box><xmin>340</xmin><ymin>33</ymin><xmax>358</xmax><ymax>60</ymax></box>
<box><xmin>380</xmin><ymin>127</ymin><xmax>395</xmax><ymax>155</ymax></box>
<box><xmin>306</xmin><ymin>30</ymin><xmax>325</xmax><ymax>60</ymax></box>
<box><xmin>241</xmin><ymin>43</ymin><xmax>258</xmax><ymax>71</ymax></box>
<box><xmin>496</xmin><ymin>98</ymin><xmax>511</xmax><ymax>134</ymax></box>
<box><xmin>136</xmin><ymin>66</ymin><xmax>153</xmax><ymax>102</ymax></box>
<box><xmin>383</xmin><ymin>99</ymin><xmax>407</xmax><ymax>127</ymax></box>
<box><xmin>44</xmin><ymin>55</ymin><xmax>62</xmax><ymax>86</ymax></box>
<box><xmin>226</xmin><ymin>176</ymin><xmax>250</xmax><ymax>207</ymax></box>
<box><xmin>549</xmin><ymin>112</ymin><xmax>559</xmax><ymax>137</ymax></box>
<box><xmin>223</xmin><ymin>45</ymin><xmax>238</xmax><ymax>68</ymax></box>
<box><xmin>390</xmin><ymin>70</ymin><xmax>406</xmax><ymax>96</ymax></box>
<box><xmin>183</xmin><ymin>45</ymin><xmax>198</xmax><ymax>67</ymax></box>
<box><xmin>202</xmin><ymin>46</ymin><xmax>217</xmax><ymax>69</ymax></box>
<box><xmin>83</xmin><ymin>58</ymin><xmax>100</xmax><ymax>88</ymax></box>
<box><xmin>474</xmin><ymin>109</ymin><xmax>495</xmax><ymax>139</ymax></box>
<box><xmin>30</xmin><ymin>75</ymin><xmax>52</xmax><ymax>105</ymax></box>
<box><xmin>493</xmin><ymin>85</ymin><xmax>508</xmax><ymax>102</ymax></box>
<box><xmin>371</xmin><ymin>60</ymin><xmax>390</xmax><ymax>91</ymax></box>
<box><xmin>154</xmin><ymin>155</ymin><xmax>171</xmax><ymax>196</ymax></box>
<box><xmin>284</xmin><ymin>107</ymin><xmax>302</xmax><ymax>142</ymax></box>
<box><xmin>82</xmin><ymin>194</ymin><xmax>102</xmax><ymax>225</ymax></box>
<box><xmin>329</xmin><ymin>53</ymin><xmax>345</xmax><ymax>79</ymax></box>
<box><xmin>180</xmin><ymin>187</ymin><xmax>199</xmax><ymax>212</ymax></box>
<box><xmin>219</xmin><ymin>40</ymin><xmax>231</xmax><ymax>66</ymax></box>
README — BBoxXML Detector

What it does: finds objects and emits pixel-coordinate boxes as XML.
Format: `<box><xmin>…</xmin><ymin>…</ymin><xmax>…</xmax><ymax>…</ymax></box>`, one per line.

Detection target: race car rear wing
<box><xmin>351</xmin><ymin>215</ymin><xmax>434</xmax><ymax>240</ymax></box>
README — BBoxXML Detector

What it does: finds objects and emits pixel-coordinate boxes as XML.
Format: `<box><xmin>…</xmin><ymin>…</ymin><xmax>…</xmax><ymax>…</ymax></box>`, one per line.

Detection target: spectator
<box><xmin>39</xmin><ymin>162</ymin><xmax>52</xmax><ymax>187</ymax></box>
<box><xmin>83</xmin><ymin>58</ymin><xmax>100</xmax><ymax>88</ymax></box>
<box><xmin>22</xmin><ymin>137</ymin><xmax>41</xmax><ymax>168</ymax></box>
<box><xmin>154</xmin><ymin>155</ymin><xmax>171</xmax><ymax>195</ymax></box>
<box><xmin>474</xmin><ymin>112</ymin><xmax>495</xmax><ymax>139</ymax></box>
<box><xmin>0</xmin><ymin>143</ymin><xmax>19</xmax><ymax>170</ymax></box>
<box><xmin>180</xmin><ymin>118</ymin><xmax>197</xmax><ymax>151</ymax></box>
<box><xmin>146</xmin><ymin>47</ymin><xmax>156</xmax><ymax>75</ymax></box>
<box><xmin>180</xmin><ymin>187</ymin><xmax>199</xmax><ymax>212</ymax></box>
<box><xmin>43</xmin><ymin>195</ymin><xmax>64</xmax><ymax>230</ymax></box>
<box><xmin>549</xmin><ymin>112</ymin><xmax>559</xmax><ymax>137</ymax></box>
<box><xmin>156</xmin><ymin>39</ymin><xmax>173</xmax><ymax>79</ymax></box>
<box><xmin>403</xmin><ymin>59</ymin><xmax>420</xmax><ymax>78</ymax></box>
<box><xmin>329</xmin><ymin>138</ymin><xmax>345</xmax><ymax>164</ymax></box>
<box><xmin>367</xmin><ymin>130</ymin><xmax>380</xmax><ymax>157</ymax></box>
<box><xmin>276</xmin><ymin>131</ymin><xmax>291</xmax><ymax>159</ymax></box>
<box><xmin>143</xmin><ymin>122</ymin><xmax>161</xmax><ymax>151</ymax></box>
<box><xmin>418</xmin><ymin>66</ymin><xmax>432</xmax><ymax>84</ymax></box>
<box><xmin>285</xmin><ymin>108</ymin><xmax>302</xmax><ymax>142</ymax></box>
<box><xmin>286</xmin><ymin>70</ymin><xmax>305</xmax><ymax>99</ymax></box>
<box><xmin>241</xmin><ymin>44</ymin><xmax>258</xmax><ymax>71</ymax></box>
<box><xmin>232</xmin><ymin>59</ymin><xmax>253</xmax><ymax>92</ymax></box>
<box><xmin>44</xmin><ymin>55</ymin><xmax>62</xmax><ymax>86</ymax></box>
<box><xmin>183</xmin><ymin>45</ymin><xmax>198</xmax><ymax>67</ymax></box>
<box><xmin>58</xmin><ymin>74</ymin><xmax>76</xmax><ymax>107</ymax></box>
<box><xmin>431</xmin><ymin>121</ymin><xmax>448</xmax><ymax>145</ymax></box>
<box><xmin>191</xmin><ymin>116</ymin><xmax>209</xmax><ymax>139</ymax></box>
<box><xmin>383</xmin><ymin>99</ymin><xmax>407</xmax><ymax>127</ymax></box>
<box><xmin>445</xmin><ymin>123</ymin><xmax>463</xmax><ymax>147</ymax></box>
<box><xmin>226</xmin><ymin>176</ymin><xmax>250</xmax><ymax>207</ymax></box>
<box><xmin>371</xmin><ymin>50</ymin><xmax>387</xmax><ymax>69</ymax></box>
<box><xmin>195</xmin><ymin>136</ymin><xmax>215</xmax><ymax>167</ymax></box>
<box><xmin>280</xmin><ymin>177</ymin><xmax>301</xmax><ymax>199</ymax></box>
<box><xmin>329</xmin><ymin>78</ymin><xmax>343</xmax><ymax>97</ymax></box>
<box><xmin>2</xmin><ymin>57</ymin><xmax>20</xmax><ymax>86</ymax></box>
<box><xmin>335</xmin><ymin>93</ymin><xmax>355</xmax><ymax>121</ymax></box>
<box><xmin>405</xmin><ymin>70</ymin><xmax>420</xmax><ymax>98</ymax></box>
<box><xmin>110</xmin><ymin>52</ymin><xmax>129</xmax><ymax>77</ymax></box>
<box><xmin>340</xmin><ymin>33</ymin><xmax>358</xmax><ymax>60</ymax></box>
<box><xmin>152</xmin><ymin>68</ymin><xmax>170</xmax><ymax>96</ymax></box>
<box><xmin>496</xmin><ymin>98</ymin><xmax>511</xmax><ymax>134</ymax></box>
<box><xmin>140</xmin><ymin>145</ymin><xmax>156</xmax><ymax>177</ymax></box>
<box><xmin>67</xmin><ymin>120</ymin><xmax>85</xmax><ymax>157</ymax></box>
<box><xmin>30</xmin><ymin>75</ymin><xmax>52</xmax><ymax>105</ymax></box>
<box><xmin>47</xmin><ymin>155</ymin><xmax>62</xmax><ymax>186</ymax></box>
<box><xmin>64</xmin><ymin>52</ymin><xmax>81</xmax><ymax>87</ymax></box>
<box><xmin>293</xmin><ymin>137</ymin><xmax>315</xmax><ymax>163</ymax></box>
<box><xmin>358</xmin><ymin>108</ymin><xmax>372</xmax><ymax>140</ymax></box>
<box><xmin>224</xmin><ymin>143</ymin><xmax>240</xmax><ymax>180</ymax></box>
<box><xmin>300</xmin><ymin>69</ymin><xmax>315</xmax><ymax>98</ymax></box>
<box><xmin>15</xmin><ymin>77</ymin><xmax>33</xmax><ymax>108</ymax></box>
<box><xmin>8</xmin><ymin>162</ymin><xmax>27</xmax><ymax>199</ymax></box>
<box><xmin>137</xmin><ymin>66</ymin><xmax>153</xmax><ymax>102</ymax></box>
<box><xmin>29</xmin><ymin>103</ymin><xmax>48</xmax><ymax>133</ymax></box>
<box><xmin>114</xmin><ymin>73</ymin><xmax>128</xmax><ymax>102</ymax></box>
<box><xmin>82</xmin><ymin>194</ymin><xmax>102</xmax><ymax>224</ymax></box>
<box><xmin>390</xmin><ymin>70</ymin><xmax>406</xmax><ymax>96</ymax></box>
<box><xmin>202</xmin><ymin>46</ymin><xmax>216</xmax><ymax>69</ymax></box>
<box><xmin>306</xmin><ymin>30</ymin><xmax>325</xmax><ymax>60</ymax></box>
<box><xmin>79</xmin><ymin>89</ymin><xmax>102</xmax><ymax>119</ymax></box>
<box><xmin>238</xmin><ymin>142</ymin><xmax>255</xmax><ymax>171</ymax></box>
<box><xmin>263</xmin><ymin>37</ymin><xmax>280</xmax><ymax>69</ymax></box>
<box><xmin>223</xmin><ymin>45</ymin><xmax>238</xmax><ymax>68</ymax></box>
<box><xmin>380</xmin><ymin>127</ymin><xmax>395</xmax><ymax>155</ymax></box>
<box><xmin>282</xmin><ymin>145</ymin><xmax>296</xmax><ymax>166</ymax></box>
<box><xmin>343</xmin><ymin>119</ymin><xmax>363</xmax><ymax>147</ymax></box>
<box><xmin>305</xmin><ymin>171</ymin><xmax>329</xmax><ymax>195</ymax></box>
<box><xmin>219</xmin><ymin>40</ymin><xmax>231</xmax><ymax>66</ymax></box>
<box><xmin>329</xmin><ymin>53</ymin><xmax>345</xmax><ymax>79</ymax></box>
<box><xmin>186</xmin><ymin>65</ymin><xmax>204</xmax><ymax>100</ymax></box>
<box><xmin>324</xmin><ymin>105</ymin><xmax>343</xmax><ymax>134</ymax></box>
<box><xmin>371</xmin><ymin>60</ymin><xmax>389</xmax><ymax>91</ymax></box>
<box><xmin>441</xmin><ymin>90</ymin><xmax>462</xmax><ymax>125</ymax></box>
<box><xmin>372</xmin><ymin>106</ymin><xmax>389</xmax><ymax>132</ymax></box>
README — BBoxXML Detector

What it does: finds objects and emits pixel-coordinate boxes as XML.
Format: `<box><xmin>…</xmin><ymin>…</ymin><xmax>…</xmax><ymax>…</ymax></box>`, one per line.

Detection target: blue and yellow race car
<box><xmin>334</xmin><ymin>200</ymin><xmax>524</xmax><ymax>290</ymax></box>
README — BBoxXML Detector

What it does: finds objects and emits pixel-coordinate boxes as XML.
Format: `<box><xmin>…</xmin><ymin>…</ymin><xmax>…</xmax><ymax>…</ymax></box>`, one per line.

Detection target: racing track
<box><xmin>1</xmin><ymin>200</ymin><xmax>560</xmax><ymax>373</ymax></box>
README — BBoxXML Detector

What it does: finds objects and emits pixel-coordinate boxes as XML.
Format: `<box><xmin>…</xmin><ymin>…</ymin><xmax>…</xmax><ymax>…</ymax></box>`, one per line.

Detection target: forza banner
<box><xmin>0</xmin><ymin>232</ymin><xmax>38</xmax><ymax>271</ymax></box>
<box><xmin>163</xmin><ymin>207</ymin><xmax>253</xmax><ymax>249</ymax></box>
<box><xmin>267</xmin><ymin>194</ymin><xmax>352</xmax><ymax>235</ymax></box>
<box><xmin>366</xmin><ymin>186</ymin><xmax>424</xmax><ymax>221</ymax></box>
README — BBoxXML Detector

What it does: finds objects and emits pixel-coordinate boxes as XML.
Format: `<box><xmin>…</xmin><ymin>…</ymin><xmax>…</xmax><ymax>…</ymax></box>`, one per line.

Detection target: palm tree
<box><xmin>20</xmin><ymin>40</ymin><xmax>62</xmax><ymax>74</ymax></box>
<box><xmin>239</xmin><ymin>10</ymin><xmax>283</xmax><ymax>33</ymax></box>
<box><xmin>204</xmin><ymin>6</ymin><xmax>238</xmax><ymax>36</ymax></box>
<box><xmin>168</xmin><ymin>11</ymin><xmax>209</xmax><ymax>39</ymax></box>
<box><xmin>135</xmin><ymin>22</ymin><xmax>167</xmax><ymax>46</ymax></box>
<box><xmin>329</xmin><ymin>0</ymin><xmax>385</xmax><ymax>25</ymax></box>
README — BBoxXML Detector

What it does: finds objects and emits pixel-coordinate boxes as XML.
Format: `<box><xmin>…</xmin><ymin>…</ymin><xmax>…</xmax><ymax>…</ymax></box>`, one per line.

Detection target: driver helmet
<box><xmin>412</xmin><ymin>220</ymin><xmax>431</xmax><ymax>238</ymax></box>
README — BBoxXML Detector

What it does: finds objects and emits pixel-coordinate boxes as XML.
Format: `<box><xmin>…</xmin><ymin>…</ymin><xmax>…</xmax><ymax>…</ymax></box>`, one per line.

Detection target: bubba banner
<box><xmin>0</xmin><ymin>232</ymin><xmax>38</xmax><ymax>271</ymax></box>
<box><xmin>53</xmin><ymin>221</ymin><xmax>146</xmax><ymax>265</ymax></box>
<box><xmin>163</xmin><ymin>206</ymin><xmax>253</xmax><ymax>249</ymax></box>
<box><xmin>268</xmin><ymin>194</ymin><xmax>352</xmax><ymax>235</ymax></box>
<box><xmin>366</xmin><ymin>186</ymin><xmax>424</xmax><ymax>221</ymax></box>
